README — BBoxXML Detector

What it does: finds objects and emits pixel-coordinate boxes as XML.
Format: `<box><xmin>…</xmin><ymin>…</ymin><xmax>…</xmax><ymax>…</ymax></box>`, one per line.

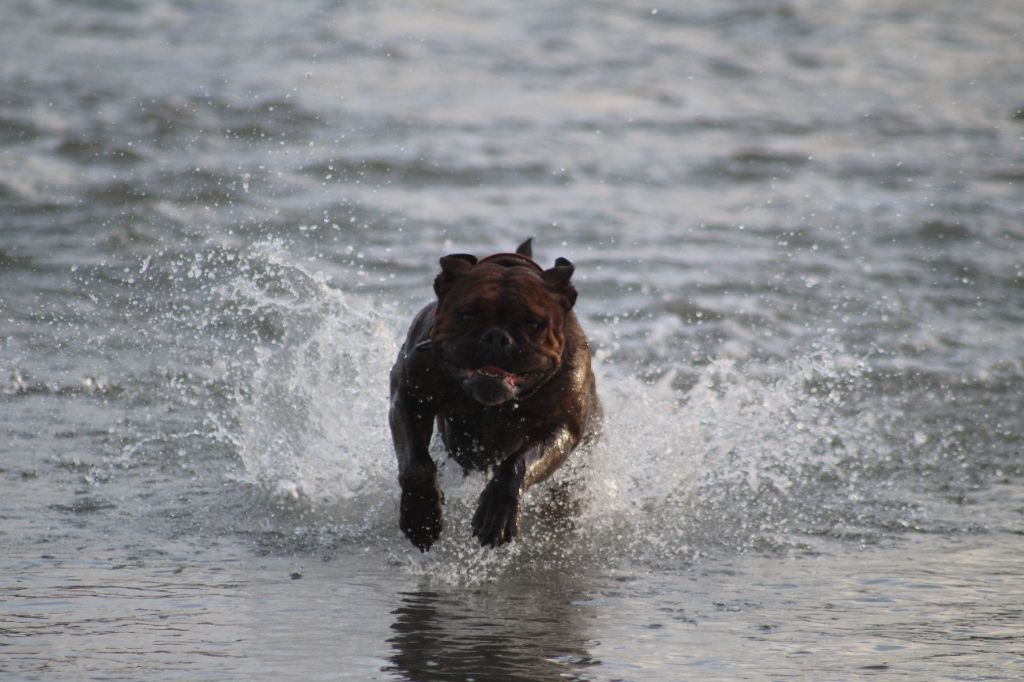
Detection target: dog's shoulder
<box><xmin>391</xmin><ymin>303</ymin><xmax>445</xmax><ymax>398</ymax></box>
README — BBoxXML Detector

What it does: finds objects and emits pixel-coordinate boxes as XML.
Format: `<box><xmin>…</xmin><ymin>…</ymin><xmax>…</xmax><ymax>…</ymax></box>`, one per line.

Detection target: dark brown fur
<box><xmin>389</xmin><ymin>240</ymin><xmax>601</xmax><ymax>550</ymax></box>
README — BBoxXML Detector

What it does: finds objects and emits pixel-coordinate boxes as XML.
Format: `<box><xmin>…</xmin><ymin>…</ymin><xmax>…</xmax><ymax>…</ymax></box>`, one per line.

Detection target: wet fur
<box><xmin>389</xmin><ymin>240</ymin><xmax>601</xmax><ymax>550</ymax></box>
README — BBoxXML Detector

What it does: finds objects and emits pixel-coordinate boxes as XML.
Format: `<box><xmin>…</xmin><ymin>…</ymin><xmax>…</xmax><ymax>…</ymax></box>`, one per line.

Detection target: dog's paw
<box><xmin>472</xmin><ymin>477</ymin><xmax>522</xmax><ymax>548</ymax></box>
<box><xmin>400</xmin><ymin>477</ymin><xmax>444</xmax><ymax>552</ymax></box>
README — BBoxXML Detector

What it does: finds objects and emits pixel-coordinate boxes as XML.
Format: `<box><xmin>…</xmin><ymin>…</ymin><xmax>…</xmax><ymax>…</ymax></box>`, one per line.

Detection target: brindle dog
<box><xmin>389</xmin><ymin>239</ymin><xmax>601</xmax><ymax>550</ymax></box>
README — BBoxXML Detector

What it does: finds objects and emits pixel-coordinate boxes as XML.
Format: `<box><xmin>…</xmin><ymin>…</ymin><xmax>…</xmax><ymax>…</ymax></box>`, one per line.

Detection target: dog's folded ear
<box><xmin>434</xmin><ymin>253</ymin><xmax>477</xmax><ymax>299</ymax></box>
<box><xmin>542</xmin><ymin>257</ymin><xmax>577</xmax><ymax>309</ymax></box>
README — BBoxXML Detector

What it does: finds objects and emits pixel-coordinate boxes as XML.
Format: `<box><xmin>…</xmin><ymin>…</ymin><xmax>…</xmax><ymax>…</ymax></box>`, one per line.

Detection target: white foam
<box><xmin>577</xmin><ymin>347</ymin><xmax>873</xmax><ymax>562</ymax></box>
<box><xmin>232</xmin><ymin>245</ymin><xmax>400</xmax><ymax>522</ymax></box>
<box><xmin>227</xmin><ymin>248</ymin><xmax>878</xmax><ymax>576</ymax></box>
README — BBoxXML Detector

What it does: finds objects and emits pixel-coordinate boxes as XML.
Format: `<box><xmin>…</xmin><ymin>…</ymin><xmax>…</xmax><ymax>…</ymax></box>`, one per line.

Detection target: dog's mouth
<box><xmin>458</xmin><ymin>365</ymin><xmax>534</xmax><ymax>388</ymax></box>
<box><xmin>439</xmin><ymin>345</ymin><xmax>556</xmax><ymax>405</ymax></box>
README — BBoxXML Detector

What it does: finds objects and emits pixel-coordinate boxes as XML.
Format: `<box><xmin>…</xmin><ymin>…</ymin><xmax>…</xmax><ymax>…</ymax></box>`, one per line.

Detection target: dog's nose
<box><xmin>480</xmin><ymin>326</ymin><xmax>515</xmax><ymax>351</ymax></box>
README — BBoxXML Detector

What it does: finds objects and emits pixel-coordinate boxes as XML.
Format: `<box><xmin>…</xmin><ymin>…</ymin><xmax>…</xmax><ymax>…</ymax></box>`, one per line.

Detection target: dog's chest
<box><xmin>436</xmin><ymin>408</ymin><xmax>533</xmax><ymax>471</ymax></box>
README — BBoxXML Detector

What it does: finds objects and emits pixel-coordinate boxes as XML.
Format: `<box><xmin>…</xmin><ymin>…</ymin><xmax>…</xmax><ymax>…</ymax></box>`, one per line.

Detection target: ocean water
<box><xmin>2</xmin><ymin>0</ymin><xmax>1023</xmax><ymax>679</ymax></box>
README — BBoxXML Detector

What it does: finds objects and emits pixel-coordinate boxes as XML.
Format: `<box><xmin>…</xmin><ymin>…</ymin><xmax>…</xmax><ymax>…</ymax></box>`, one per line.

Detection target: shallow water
<box><xmin>2</xmin><ymin>0</ymin><xmax>1023</xmax><ymax>679</ymax></box>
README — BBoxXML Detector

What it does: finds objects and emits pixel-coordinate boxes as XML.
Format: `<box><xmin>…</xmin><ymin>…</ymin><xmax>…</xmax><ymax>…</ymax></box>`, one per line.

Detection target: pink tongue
<box><xmin>478</xmin><ymin>366</ymin><xmax>509</xmax><ymax>377</ymax></box>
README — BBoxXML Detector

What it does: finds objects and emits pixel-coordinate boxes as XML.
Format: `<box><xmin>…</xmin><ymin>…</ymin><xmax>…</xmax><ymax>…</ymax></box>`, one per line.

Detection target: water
<box><xmin>2</xmin><ymin>0</ymin><xmax>1022</xmax><ymax>679</ymax></box>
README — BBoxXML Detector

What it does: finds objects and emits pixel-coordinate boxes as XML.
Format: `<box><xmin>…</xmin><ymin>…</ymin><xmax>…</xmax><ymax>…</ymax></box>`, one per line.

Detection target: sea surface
<box><xmin>2</xmin><ymin>1</ymin><xmax>1023</xmax><ymax>679</ymax></box>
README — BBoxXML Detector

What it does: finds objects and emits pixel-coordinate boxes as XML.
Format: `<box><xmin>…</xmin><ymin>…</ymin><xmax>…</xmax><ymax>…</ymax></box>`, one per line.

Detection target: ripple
<box><xmin>300</xmin><ymin>157</ymin><xmax>566</xmax><ymax>188</ymax></box>
<box><xmin>55</xmin><ymin>136</ymin><xmax>145</xmax><ymax>165</ymax></box>
<box><xmin>0</xmin><ymin>248</ymin><xmax>33</xmax><ymax>270</ymax></box>
<box><xmin>50</xmin><ymin>497</ymin><xmax>118</xmax><ymax>515</ymax></box>
<box><xmin>691</xmin><ymin>148</ymin><xmax>811</xmax><ymax>183</ymax></box>
<box><xmin>131</xmin><ymin>95</ymin><xmax>323</xmax><ymax>146</ymax></box>
<box><xmin>0</xmin><ymin>116</ymin><xmax>42</xmax><ymax>145</ymax></box>
<box><xmin>916</xmin><ymin>220</ymin><xmax>973</xmax><ymax>242</ymax></box>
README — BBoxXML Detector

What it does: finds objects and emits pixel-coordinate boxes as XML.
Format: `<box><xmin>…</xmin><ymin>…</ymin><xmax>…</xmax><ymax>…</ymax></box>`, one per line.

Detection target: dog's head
<box><xmin>430</xmin><ymin>242</ymin><xmax>577</xmax><ymax>406</ymax></box>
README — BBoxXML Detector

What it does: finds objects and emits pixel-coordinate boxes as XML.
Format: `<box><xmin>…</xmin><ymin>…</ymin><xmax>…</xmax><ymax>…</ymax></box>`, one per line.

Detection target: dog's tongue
<box><xmin>477</xmin><ymin>365</ymin><xmax>510</xmax><ymax>378</ymax></box>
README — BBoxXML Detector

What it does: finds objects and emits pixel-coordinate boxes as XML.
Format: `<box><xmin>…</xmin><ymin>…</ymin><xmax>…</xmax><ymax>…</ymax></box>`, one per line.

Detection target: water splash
<box><xmin>223</xmin><ymin>246</ymin><xmax>883</xmax><ymax>579</ymax></box>
<box><xmin>578</xmin><ymin>348</ymin><xmax>877</xmax><ymax>565</ymax></box>
<box><xmin>230</xmin><ymin>241</ymin><xmax>399</xmax><ymax>525</ymax></box>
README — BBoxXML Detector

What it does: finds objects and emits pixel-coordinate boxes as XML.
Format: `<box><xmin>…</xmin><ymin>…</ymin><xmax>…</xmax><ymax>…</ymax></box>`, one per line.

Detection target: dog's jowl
<box><xmin>389</xmin><ymin>239</ymin><xmax>601</xmax><ymax>550</ymax></box>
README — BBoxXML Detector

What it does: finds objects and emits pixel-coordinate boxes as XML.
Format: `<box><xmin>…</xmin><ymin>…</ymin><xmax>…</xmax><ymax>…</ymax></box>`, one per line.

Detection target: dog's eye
<box><xmin>526</xmin><ymin>317</ymin><xmax>546</xmax><ymax>332</ymax></box>
<box><xmin>459</xmin><ymin>311</ymin><xmax>477</xmax><ymax>323</ymax></box>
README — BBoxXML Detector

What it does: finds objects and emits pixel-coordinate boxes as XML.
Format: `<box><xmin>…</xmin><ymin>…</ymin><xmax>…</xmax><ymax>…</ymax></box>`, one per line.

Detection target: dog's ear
<box><xmin>542</xmin><ymin>257</ymin><xmax>577</xmax><ymax>309</ymax></box>
<box><xmin>434</xmin><ymin>253</ymin><xmax>477</xmax><ymax>299</ymax></box>
<box><xmin>516</xmin><ymin>238</ymin><xmax>533</xmax><ymax>258</ymax></box>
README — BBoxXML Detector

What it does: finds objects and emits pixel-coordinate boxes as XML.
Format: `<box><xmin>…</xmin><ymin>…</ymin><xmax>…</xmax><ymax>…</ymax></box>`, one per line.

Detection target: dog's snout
<box><xmin>480</xmin><ymin>326</ymin><xmax>515</xmax><ymax>351</ymax></box>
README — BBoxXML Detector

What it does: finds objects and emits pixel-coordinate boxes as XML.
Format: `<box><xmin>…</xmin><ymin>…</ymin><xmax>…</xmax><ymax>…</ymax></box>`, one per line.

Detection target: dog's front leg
<box><xmin>472</xmin><ymin>425</ymin><xmax>577</xmax><ymax>548</ymax></box>
<box><xmin>390</xmin><ymin>363</ymin><xmax>444</xmax><ymax>552</ymax></box>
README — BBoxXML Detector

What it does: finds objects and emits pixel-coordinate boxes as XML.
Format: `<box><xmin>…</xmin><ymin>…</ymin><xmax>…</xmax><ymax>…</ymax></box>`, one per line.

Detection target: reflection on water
<box><xmin>386</xmin><ymin>581</ymin><xmax>598</xmax><ymax>682</ymax></box>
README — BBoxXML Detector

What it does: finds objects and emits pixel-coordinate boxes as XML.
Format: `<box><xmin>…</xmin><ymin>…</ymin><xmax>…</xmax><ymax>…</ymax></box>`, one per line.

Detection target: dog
<box><xmin>389</xmin><ymin>239</ymin><xmax>601</xmax><ymax>550</ymax></box>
